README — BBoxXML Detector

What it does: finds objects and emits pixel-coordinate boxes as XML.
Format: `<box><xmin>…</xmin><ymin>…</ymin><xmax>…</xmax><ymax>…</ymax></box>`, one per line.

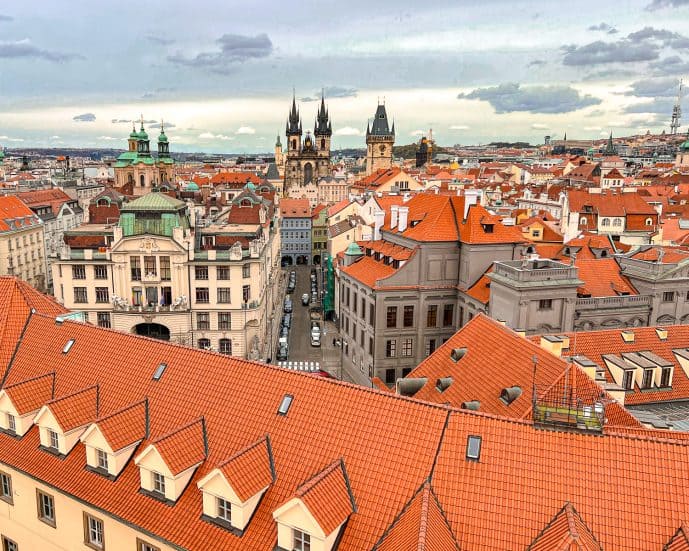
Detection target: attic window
<box><xmin>152</xmin><ymin>363</ymin><xmax>168</xmax><ymax>381</ymax></box>
<box><xmin>466</xmin><ymin>435</ymin><xmax>482</xmax><ymax>461</ymax></box>
<box><xmin>277</xmin><ymin>394</ymin><xmax>293</xmax><ymax>416</ymax></box>
<box><xmin>62</xmin><ymin>339</ymin><xmax>75</xmax><ymax>354</ymax></box>
<box><xmin>482</xmin><ymin>224</ymin><xmax>494</xmax><ymax>233</ymax></box>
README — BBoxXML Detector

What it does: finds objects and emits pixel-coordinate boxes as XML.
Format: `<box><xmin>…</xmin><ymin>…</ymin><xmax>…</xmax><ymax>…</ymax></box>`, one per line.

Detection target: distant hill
<box><xmin>393</xmin><ymin>142</ymin><xmax>453</xmax><ymax>160</ymax></box>
<box><xmin>486</xmin><ymin>141</ymin><xmax>536</xmax><ymax>149</ymax></box>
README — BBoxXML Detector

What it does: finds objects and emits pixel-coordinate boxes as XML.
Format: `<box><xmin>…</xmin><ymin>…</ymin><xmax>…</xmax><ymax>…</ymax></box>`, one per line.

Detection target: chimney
<box><xmin>390</xmin><ymin>205</ymin><xmax>399</xmax><ymax>229</ymax></box>
<box><xmin>398</xmin><ymin>206</ymin><xmax>409</xmax><ymax>232</ymax></box>
<box><xmin>539</xmin><ymin>335</ymin><xmax>563</xmax><ymax>357</ymax></box>
<box><xmin>463</xmin><ymin>189</ymin><xmax>480</xmax><ymax>219</ymax></box>
<box><xmin>373</xmin><ymin>210</ymin><xmax>384</xmax><ymax>241</ymax></box>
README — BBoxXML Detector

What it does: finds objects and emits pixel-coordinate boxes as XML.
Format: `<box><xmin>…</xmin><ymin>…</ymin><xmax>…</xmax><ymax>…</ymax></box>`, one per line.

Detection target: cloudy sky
<box><xmin>1</xmin><ymin>0</ymin><xmax>688</xmax><ymax>152</ymax></box>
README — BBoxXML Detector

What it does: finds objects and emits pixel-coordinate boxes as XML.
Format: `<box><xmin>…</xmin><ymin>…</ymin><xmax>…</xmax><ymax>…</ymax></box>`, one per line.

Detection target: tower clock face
<box><xmin>379</xmin><ymin>145</ymin><xmax>386</xmax><ymax>154</ymax></box>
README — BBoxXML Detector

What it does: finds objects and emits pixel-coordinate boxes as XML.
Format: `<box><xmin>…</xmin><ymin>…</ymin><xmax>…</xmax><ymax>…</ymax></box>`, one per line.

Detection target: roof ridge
<box><xmin>217</xmin><ymin>434</ymin><xmax>269</xmax><ymax>467</ymax></box>
<box><xmin>295</xmin><ymin>458</ymin><xmax>343</xmax><ymax>497</ymax></box>
<box><xmin>95</xmin><ymin>398</ymin><xmax>147</xmax><ymax>423</ymax></box>
<box><xmin>48</xmin><ymin>383</ymin><xmax>98</xmax><ymax>404</ymax></box>
<box><xmin>3</xmin><ymin>370</ymin><xmax>55</xmax><ymax>390</ymax></box>
<box><xmin>152</xmin><ymin>415</ymin><xmax>204</xmax><ymax>444</ymax></box>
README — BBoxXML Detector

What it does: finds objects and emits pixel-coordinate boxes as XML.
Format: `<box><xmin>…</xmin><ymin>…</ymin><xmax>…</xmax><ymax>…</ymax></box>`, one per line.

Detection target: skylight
<box><xmin>277</xmin><ymin>394</ymin><xmax>293</xmax><ymax>416</ymax></box>
<box><xmin>62</xmin><ymin>339</ymin><xmax>75</xmax><ymax>354</ymax></box>
<box><xmin>152</xmin><ymin>363</ymin><xmax>168</xmax><ymax>381</ymax></box>
<box><xmin>466</xmin><ymin>435</ymin><xmax>482</xmax><ymax>461</ymax></box>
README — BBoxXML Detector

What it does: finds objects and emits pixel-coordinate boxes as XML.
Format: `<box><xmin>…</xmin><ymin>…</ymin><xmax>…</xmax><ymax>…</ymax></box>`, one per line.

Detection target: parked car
<box><xmin>279</xmin><ymin>325</ymin><xmax>289</xmax><ymax>339</ymax></box>
<box><xmin>310</xmin><ymin>333</ymin><xmax>321</xmax><ymax>347</ymax></box>
<box><xmin>277</xmin><ymin>344</ymin><xmax>288</xmax><ymax>360</ymax></box>
<box><xmin>283</xmin><ymin>298</ymin><xmax>293</xmax><ymax>313</ymax></box>
<box><xmin>311</xmin><ymin>291</ymin><xmax>318</xmax><ymax>303</ymax></box>
<box><xmin>301</xmin><ymin>293</ymin><xmax>310</xmax><ymax>306</ymax></box>
<box><xmin>281</xmin><ymin>313</ymin><xmax>292</xmax><ymax>328</ymax></box>
<box><xmin>311</xmin><ymin>321</ymin><xmax>321</xmax><ymax>338</ymax></box>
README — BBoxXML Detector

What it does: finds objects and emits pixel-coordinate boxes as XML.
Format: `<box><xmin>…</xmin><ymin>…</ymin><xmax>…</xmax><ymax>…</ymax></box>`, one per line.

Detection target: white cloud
<box><xmin>235</xmin><ymin>126</ymin><xmax>256</xmax><ymax>135</ymax></box>
<box><xmin>198</xmin><ymin>132</ymin><xmax>235</xmax><ymax>140</ymax></box>
<box><xmin>50</xmin><ymin>135</ymin><xmax>61</xmax><ymax>139</ymax></box>
<box><xmin>410</xmin><ymin>129</ymin><xmax>425</xmax><ymax>136</ymax></box>
<box><xmin>530</xmin><ymin>123</ymin><xmax>550</xmax><ymax>130</ymax></box>
<box><xmin>334</xmin><ymin>126</ymin><xmax>362</xmax><ymax>136</ymax></box>
<box><xmin>449</xmin><ymin>124</ymin><xmax>470</xmax><ymax>130</ymax></box>
<box><xmin>97</xmin><ymin>136</ymin><xmax>119</xmax><ymax>141</ymax></box>
<box><xmin>0</xmin><ymin>135</ymin><xmax>24</xmax><ymax>142</ymax></box>
<box><xmin>584</xmin><ymin>126</ymin><xmax>602</xmax><ymax>131</ymax></box>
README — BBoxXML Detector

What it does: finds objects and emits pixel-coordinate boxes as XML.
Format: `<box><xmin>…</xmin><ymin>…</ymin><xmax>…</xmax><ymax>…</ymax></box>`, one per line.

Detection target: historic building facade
<box><xmin>365</xmin><ymin>103</ymin><xmax>395</xmax><ymax>176</ymax></box>
<box><xmin>113</xmin><ymin>119</ymin><xmax>175</xmax><ymax>196</ymax></box>
<box><xmin>283</xmin><ymin>94</ymin><xmax>332</xmax><ymax>194</ymax></box>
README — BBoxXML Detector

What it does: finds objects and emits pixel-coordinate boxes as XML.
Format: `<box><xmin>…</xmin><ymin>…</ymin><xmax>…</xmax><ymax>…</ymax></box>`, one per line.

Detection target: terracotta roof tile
<box><xmin>47</xmin><ymin>385</ymin><xmax>99</xmax><ymax>432</ymax></box>
<box><xmin>153</xmin><ymin>417</ymin><xmax>207</xmax><ymax>476</ymax></box>
<box><xmin>218</xmin><ymin>435</ymin><xmax>275</xmax><ymax>502</ymax></box>
<box><xmin>0</xmin><ymin>196</ymin><xmax>41</xmax><ymax>232</ymax></box>
<box><xmin>96</xmin><ymin>400</ymin><xmax>148</xmax><ymax>452</ymax></box>
<box><xmin>340</xmin><ymin>255</ymin><xmax>398</xmax><ymax>288</ymax></box>
<box><xmin>293</xmin><ymin>459</ymin><xmax>355</xmax><ymax>535</ymax></box>
<box><xmin>280</xmin><ymin>198</ymin><xmax>311</xmax><ymax>218</ymax></box>
<box><xmin>665</xmin><ymin>522</ymin><xmax>689</xmax><ymax>551</ymax></box>
<box><xmin>527</xmin><ymin>502</ymin><xmax>603</xmax><ymax>551</ymax></box>
<box><xmin>2</xmin><ymin>372</ymin><xmax>55</xmax><ymax>415</ymax></box>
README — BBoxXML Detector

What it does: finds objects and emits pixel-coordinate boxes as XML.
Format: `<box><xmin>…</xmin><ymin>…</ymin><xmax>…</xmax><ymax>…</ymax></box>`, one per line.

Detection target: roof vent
<box><xmin>62</xmin><ymin>339</ymin><xmax>75</xmax><ymax>354</ymax></box>
<box><xmin>396</xmin><ymin>378</ymin><xmax>427</xmax><ymax>397</ymax></box>
<box><xmin>435</xmin><ymin>377</ymin><xmax>453</xmax><ymax>392</ymax></box>
<box><xmin>152</xmin><ymin>362</ymin><xmax>168</xmax><ymax>381</ymax></box>
<box><xmin>55</xmin><ymin>316</ymin><xmax>64</xmax><ymax>325</ymax></box>
<box><xmin>450</xmin><ymin>347</ymin><xmax>467</xmax><ymax>362</ymax></box>
<box><xmin>621</xmin><ymin>330</ymin><xmax>635</xmax><ymax>343</ymax></box>
<box><xmin>465</xmin><ymin>435</ymin><xmax>482</xmax><ymax>461</ymax></box>
<box><xmin>277</xmin><ymin>394</ymin><xmax>294</xmax><ymax>416</ymax></box>
<box><xmin>461</xmin><ymin>400</ymin><xmax>480</xmax><ymax>411</ymax></box>
<box><xmin>656</xmin><ymin>327</ymin><xmax>668</xmax><ymax>341</ymax></box>
<box><xmin>500</xmin><ymin>386</ymin><xmax>522</xmax><ymax>405</ymax></box>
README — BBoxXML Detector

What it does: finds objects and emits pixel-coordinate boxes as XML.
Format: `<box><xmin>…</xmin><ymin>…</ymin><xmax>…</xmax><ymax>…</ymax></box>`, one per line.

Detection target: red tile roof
<box><xmin>567</xmin><ymin>190</ymin><xmax>657</xmax><ymax>217</ymax></box>
<box><xmin>16</xmin><ymin>188</ymin><xmax>74</xmax><ymax>215</ymax></box>
<box><xmin>292</xmin><ymin>459</ymin><xmax>355</xmax><ymax>535</ymax></box>
<box><xmin>574</xmin><ymin>258</ymin><xmax>637</xmax><ymax>297</ymax></box>
<box><xmin>339</xmin><ymin>255</ymin><xmax>398</xmax><ymax>288</ymax></box>
<box><xmin>96</xmin><ymin>400</ymin><xmax>148</xmax><ymax>452</ymax></box>
<box><xmin>527</xmin><ymin>502</ymin><xmax>602</xmax><ymax>550</ymax></box>
<box><xmin>218</xmin><ymin>435</ymin><xmax>275</xmax><ymax>502</ymax></box>
<box><xmin>327</xmin><ymin>198</ymin><xmax>353</xmax><ymax>217</ymax></box>
<box><xmin>47</xmin><ymin>385</ymin><xmax>99</xmax><ymax>432</ymax></box>
<box><xmin>466</xmin><ymin>266</ymin><xmax>492</xmax><ymax>304</ymax></box>
<box><xmin>0</xmin><ymin>195</ymin><xmax>41</xmax><ymax>232</ymax></box>
<box><xmin>665</xmin><ymin>522</ymin><xmax>689</xmax><ymax>551</ymax></box>
<box><xmin>153</xmin><ymin>417</ymin><xmax>207</xmax><ymax>476</ymax></box>
<box><xmin>352</xmin><ymin>167</ymin><xmax>405</xmax><ymax>190</ymax></box>
<box><xmin>280</xmin><ymin>198</ymin><xmax>311</xmax><ymax>218</ymax></box>
<box><xmin>630</xmin><ymin>246</ymin><xmax>689</xmax><ymax>264</ymax></box>
<box><xmin>2</xmin><ymin>372</ymin><xmax>55</xmax><ymax>415</ymax></box>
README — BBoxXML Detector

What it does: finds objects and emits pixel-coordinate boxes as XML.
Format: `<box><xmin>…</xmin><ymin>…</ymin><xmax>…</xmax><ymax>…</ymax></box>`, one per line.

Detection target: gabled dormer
<box><xmin>273</xmin><ymin>459</ymin><xmax>356</xmax><ymax>551</ymax></box>
<box><xmin>80</xmin><ymin>399</ymin><xmax>148</xmax><ymax>479</ymax></box>
<box><xmin>0</xmin><ymin>372</ymin><xmax>55</xmax><ymax>437</ymax></box>
<box><xmin>33</xmin><ymin>385</ymin><xmax>99</xmax><ymax>457</ymax></box>
<box><xmin>664</xmin><ymin>521</ymin><xmax>689</xmax><ymax>550</ymax></box>
<box><xmin>134</xmin><ymin>417</ymin><xmax>207</xmax><ymax>504</ymax></box>
<box><xmin>526</xmin><ymin>502</ymin><xmax>602</xmax><ymax>551</ymax></box>
<box><xmin>197</xmin><ymin>435</ymin><xmax>275</xmax><ymax>534</ymax></box>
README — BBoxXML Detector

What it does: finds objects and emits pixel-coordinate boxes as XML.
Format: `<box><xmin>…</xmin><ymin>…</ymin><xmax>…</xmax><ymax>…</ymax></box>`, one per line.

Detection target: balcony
<box><xmin>492</xmin><ymin>259</ymin><xmax>579</xmax><ymax>283</ymax></box>
<box><xmin>142</xmin><ymin>272</ymin><xmax>160</xmax><ymax>283</ymax></box>
<box><xmin>575</xmin><ymin>295</ymin><xmax>651</xmax><ymax>310</ymax></box>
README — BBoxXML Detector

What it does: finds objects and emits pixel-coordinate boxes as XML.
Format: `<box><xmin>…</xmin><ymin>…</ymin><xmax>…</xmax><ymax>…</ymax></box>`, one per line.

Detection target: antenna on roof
<box><xmin>530</xmin><ymin>354</ymin><xmax>538</xmax><ymax>403</ymax></box>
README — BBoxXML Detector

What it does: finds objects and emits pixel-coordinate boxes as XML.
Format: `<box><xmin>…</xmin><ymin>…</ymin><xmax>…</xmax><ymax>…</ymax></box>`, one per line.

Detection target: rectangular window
<box><xmin>218</xmin><ymin>312</ymin><xmax>232</xmax><ymax>330</ymax></box>
<box><xmin>136</xmin><ymin>539</ymin><xmax>160</xmax><ymax>551</ymax></box>
<box><xmin>352</xmin><ymin>292</ymin><xmax>358</xmax><ymax>314</ymax></box>
<box><xmin>152</xmin><ymin>472</ymin><xmax>165</xmax><ymax>495</ymax></box>
<box><xmin>0</xmin><ymin>471</ymin><xmax>12</xmax><ymax>504</ymax></box>
<box><xmin>72</xmin><ymin>264</ymin><xmax>86</xmax><ymax>279</ymax></box>
<box><xmin>217</xmin><ymin>266</ymin><xmax>230</xmax><ymax>280</ymax></box>
<box><xmin>74</xmin><ymin>287</ymin><xmax>88</xmax><ymax>304</ymax></box>
<box><xmin>217</xmin><ymin>288</ymin><xmax>231</xmax><ymax>303</ymax></box>
<box><xmin>385</xmin><ymin>339</ymin><xmax>396</xmax><ymax>358</ymax></box>
<box><xmin>144</xmin><ymin>256</ymin><xmax>156</xmax><ymax>276</ymax></box>
<box><xmin>197</xmin><ymin>312</ymin><xmax>210</xmax><ymax>330</ymax></box>
<box><xmin>443</xmin><ymin>304</ymin><xmax>454</xmax><ymax>327</ymax></box>
<box><xmin>663</xmin><ymin>291</ymin><xmax>675</xmax><ymax>302</ymax></box>
<box><xmin>97</xmin><ymin>449</ymin><xmax>109</xmax><ymax>471</ymax></box>
<box><xmin>385</xmin><ymin>368</ymin><xmax>396</xmax><ymax>384</ymax></box>
<box><xmin>96</xmin><ymin>312</ymin><xmax>111</xmax><ymax>328</ymax></box>
<box><xmin>622</xmin><ymin>370</ymin><xmax>634</xmax><ymax>390</ymax></box>
<box><xmin>132</xmin><ymin>287</ymin><xmax>143</xmax><ymax>306</ymax></box>
<box><xmin>95</xmin><ymin>287</ymin><xmax>109</xmax><ymax>303</ymax></box>
<box><xmin>159</xmin><ymin>256</ymin><xmax>171</xmax><ymax>281</ymax></box>
<box><xmin>2</xmin><ymin>537</ymin><xmax>18</xmax><ymax>551</ymax></box>
<box><xmin>195</xmin><ymin>265</ymin><xmax>208</xmax><ymax>280</ymax></box>
<box><xmin>642</xmin><ymin>369</ymin><xmax>654</xmax><ymax>389</ymax></box>
<box><xmin>293</xmin><ymin>529</ymin><xmax>311</xmax><ymax>551</ymax></box>
<box><xmin>538</xmin><ymin>299</ymin><xmax>553</xmax><ymax>310</ymax></box>
<box><xmin>369</xmin><ymin>337</ymin><xmax>374</xmax><ymax>355</ymax></box>
<box><xmin>242</xmin><ymin>285</ymin><xmax>250</xmax><ymax>303</ymax></box>
<box><xmin>130</xmin><ymin>257</ymin><xmax>141</xmax><ymax>281</ymax></box>
<box><xmin>94</xmin><ymin>265</ymin><xmax>107</xmax><ymax>279</ymax></box>
<box><xmin>466</xmin><ymin>435</ymin><xmax>482</xmax><ymax>461</ymax></box>
<box><xmin>402</xmin><ymin>338</ymin><xmax>413</xmax><ymax>357</ymax></box>
<box><xmin>5</xmin><ymin>413</ymin><xmax>16</xmax><ymax>434</ymax></box>
<box><xmin>425</xmin><ymin>338</ymin><xmax>437</xmax><ymax>357</ymax></box>
<box><xmin>217</xmin><ymin>497</ymin><xmax>231</xmax><ymax>522</ymax></box>
<box><xmin>84</xmin><ymin>512</ymin><xmax>104</xmax><ymax>549</ymax></box>
<box><xmin>242</xmin><ymin>264</ymin><xmax>251</xmax><ymax>278</ymax></box>
<box><xmin>37</xmin><ymin>490</ymin><xmax>56</xmax><ymax>526</ymax></box>
<box><xmin>427</xmin><ymin>305</ymin><xmax>438</xmax><ymax>327</ymax></box>
<box><xmin>386</xmin><ymin>306</ymin><xmax>397</xmax><ymax>328</ymax></box>
<box><xmin>219</xmin><ymin>339</ymin><xmax>232</xmax><ymax>355</ymax></box>
<box><xmin>403</xmin><ymin>305</ymin><xmax>414</xmax><ymax>327</ymax></box>
<box><xmin>48</xmin><ymin>428</ymin><xmax>59</xmax><ymax>449</ymax></box>
<box><xmin>661</xmin><ymin>368</ymin><xmax>671</xmax><ymax>387</ymax></box>
<box><xmin>369</xmin><ymin>303</ymin><xmax>375</xmax><ymax>325</ymax></box>
<box><xmin>195</xmin><ymin>288</ymin><xmax>209</xmax><ymax>303</ymax></box>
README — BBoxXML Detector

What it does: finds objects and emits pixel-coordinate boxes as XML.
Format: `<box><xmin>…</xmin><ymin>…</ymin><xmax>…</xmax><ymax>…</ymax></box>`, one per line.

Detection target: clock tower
<box><xmin>366</xmin><ymin>102</ymin><xmax>395</xmax><ymax>176</ymax></box>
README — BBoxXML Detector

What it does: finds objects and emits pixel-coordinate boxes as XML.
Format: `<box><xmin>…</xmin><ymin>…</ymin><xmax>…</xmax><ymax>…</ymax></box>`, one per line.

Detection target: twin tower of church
<box><xmin>278</xmin><ymin>93</ymin><xmax>395</xmax><ymax>191</ymax></box>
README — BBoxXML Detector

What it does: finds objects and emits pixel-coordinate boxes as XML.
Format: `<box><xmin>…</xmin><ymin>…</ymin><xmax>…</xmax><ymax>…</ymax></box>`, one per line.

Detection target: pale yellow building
<box><xmin>0</xmin><ymin>195</ymin><xmax>48</xmax><ymax>291</ymax></box>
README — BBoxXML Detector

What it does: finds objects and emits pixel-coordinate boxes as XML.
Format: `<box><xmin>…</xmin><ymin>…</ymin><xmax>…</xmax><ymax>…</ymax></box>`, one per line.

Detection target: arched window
<box><xmin>304</xmin><ymin>163</ymin><xmax>313</xmax><ymax>184</ymax></box>
<box><xmin>320</xmin><ymin>138</ymin><xmax>325</xmax><ymax>150</ymax></box>
<box><xmin>579</xmin><ymin>217</ymin><xmax>588</xmax><ymax>226</ymax></box>
<box><xmin>140</xmin><ymin>175</ymin><xmax>145</xmax><ymax>187</ymax></box>
<box><xmin>602</xmin><ymin>218</ymin><xmax>610</xmax><ymax>226</ymax></box>
<box><xmin>645</xmin><ymin>217</ymin><xmax>653</xmax><ymax>226</ymax></box>
<box><xmin>219</xmin><ymin>338</ymin><xmax>232</xmax><ymax>355</ymax></box>
<box><xmin>613</xmin><ymin>218</ymin><xmax>622</xmax><ymax>226</ymax></box>
<box><xmin>198</xmin><ymin>338</ymin><xmax>211</xmax><ymax>350</ymax></box>
<box><xmin>291</xmin><ymin>139</ymin><xmax>296</xmax><ymax>150</ymax></box>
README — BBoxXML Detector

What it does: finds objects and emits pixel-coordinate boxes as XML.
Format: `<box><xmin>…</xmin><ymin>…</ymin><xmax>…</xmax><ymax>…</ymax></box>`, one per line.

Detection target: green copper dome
<box><xmin>681</xmin><ymin>131</ymin><xmax>689</xmax><ymax>151</ymax></box>
<box><xmin>185</xmin><ymin>182</ymin><xmax>199</xmax><ymax>191</ymax></box>
<box><xmin>158</xmin><ymin>131</ymin><xmax>168</xmax><ymax>143</ymax></box>
<box><xmin>245</xmin><ymin>182</ymin><xmax>256</xmax><ymax>192</ymax></box>
<box><xmin>138</xmin><ymin>129</ymin><xmax>149</xmax><ymax>141</ymax></box>
<box><xmin>345</xmin><ymin>242</ymin><xmax>363</xmax><ymax>256</ymax></box>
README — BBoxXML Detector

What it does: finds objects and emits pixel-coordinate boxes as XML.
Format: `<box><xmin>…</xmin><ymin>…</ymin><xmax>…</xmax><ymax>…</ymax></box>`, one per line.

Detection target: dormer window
<box><xmin>217</xmin><ymin>497</ymin><xmax>232</xmax><ymax>523</ymax></box>
<box><xmin>6</xmin><ymin>414</ymin><xmax>16</xmax><ymax>434</ymax></box>
<box><xmin>48</xmin><ymin>428</ymin><xmax>59</xmax><ymax>450</ymax></box>
<box><xmin>152</xmin><ymin>471</ymin><xmax>166</xmax><ymax>495</ymax></box>
<box><xmin>96</xmin><ymin>449</ymin><xmax>109</xmax><ymax>471</ymax></box>
<box><xmin>293</xmin><ymin>529</ymin><xmax>311</xmax><ymax>551</ymax></box>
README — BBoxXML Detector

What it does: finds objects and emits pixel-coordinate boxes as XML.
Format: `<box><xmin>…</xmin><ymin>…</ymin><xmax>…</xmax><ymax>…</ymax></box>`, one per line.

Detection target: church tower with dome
<box><xmin>114</xmin><ymin>117</ymin><xmax>175</xmax><ymax>196</ymax></box>
<box><xmin>283</xmin><ymin>92</ymin><xmax>332</xmax><ymax>194</ymax></box>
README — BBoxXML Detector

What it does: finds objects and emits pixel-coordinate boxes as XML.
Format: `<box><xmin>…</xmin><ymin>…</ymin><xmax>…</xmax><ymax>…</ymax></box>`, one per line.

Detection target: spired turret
<box><xmin>315</xmin><ymin>92</ymin><xmax>332</xmax><ymax>137</ymax></box>
<box><xmin>365</xmin><ymin>102</ymin><xmax>395</xmax><ymax>176</ymax></box>
<box><xmin>158</xmin><ymin>121</ymin><xmax>170</xmax><ymax>159</ymax></box>
<box><xmin>137</xmin><ymin>117</ymin><xmax>151</xmax><ymax>157</ymax></box>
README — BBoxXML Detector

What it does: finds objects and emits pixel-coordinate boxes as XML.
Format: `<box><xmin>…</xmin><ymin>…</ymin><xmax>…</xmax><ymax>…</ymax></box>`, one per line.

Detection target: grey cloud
<box><xmin>302</xmin><ymin>86</ymin><xmax>358</xmax><ymax>102</ymax></box>
<box><xmin>625</xmin><ymin>77</ymin><xmax>680</xmax><ymax>97</ymax></box>
<box><xmin>583</xmin><ymin>68</ymin><xmax>636</xmax><ymax>80</ymax></box>
<box><xmin>646</xmin><ymin>0</ymin><xmax>689</xmax><ymax>10</ymax></box>
<box><xmin>111</xmin><ymin>119</ymin><xmax>131</xmax><ymax>124</ymax></box>
<box><xmin>145</xmin><ymin>34</ymin><xmax>175</xmax><ymax>46</ymax></box>
<box><xmin>623</xmin><ymin>99</ymin><xmax>676</xmax><ymax>114</ymax></box>
<box><xmin>627</xmin><ymin>26</ymin><xmax>689</xmax><ymax>49</ymax></box>
<box><xmin>0</xmin><ymin>39</ymin><xmax>83</xmax><ymax>62</ymax></box>
<box><xmin>0</xmin><ymin>15</ymin><xmax>12</xmax><ymax>22</ymax></box>
<box><xmin>142</xmin><ymin>87</ymin><xmax>176</xmax><ymax>99</ymax></box>
<box><xmin>73</xmin><ymin>113</ymin><xmax>96</xmax><ymax>122</ymax></box>
<box><xmin>527</xmin><ymin>59</ymin><xmax>547</xmax><ymax>67</ymax></box>
<box><xmin>149</xmin><ymin>122</ymin><xmax>176</xmax><ymax>129</ymax></box>
<box><xmin>588</xmin><ymin>22</ymin><xmax>618</xmax><ymax>34</ymax></box>
<box><xmin>168</xmin><ymin>33</ymin><xmax>273</xmax><ymax>73</ymax></box>
<box><xmin>457</xmin><ymin>83</ymin><xmax>601</xmax><ymax>114</ymax></box>
<box><xmin>650</xmin><ymin>55</ymin><xmax>689</xmax><ymax>74</ymax></box>
<box><xmin>300</xmin><ymin>96</ymin><xmax>317</xmax><ymax>102</ymax></box>
<box><xmin>562</xmin><ymin>40</ymin><xmax>660</xmax><ymax>65</ymax></box>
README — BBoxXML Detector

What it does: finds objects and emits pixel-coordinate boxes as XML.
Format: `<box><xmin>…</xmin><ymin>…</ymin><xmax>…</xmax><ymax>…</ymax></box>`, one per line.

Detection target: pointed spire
<box><xmin>140</xmin><ymin>114</ymin><xmax>145</xmax><ymax>132</ymax></box>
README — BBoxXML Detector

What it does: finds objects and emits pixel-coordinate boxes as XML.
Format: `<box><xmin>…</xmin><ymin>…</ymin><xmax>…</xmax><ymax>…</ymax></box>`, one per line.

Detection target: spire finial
<box><xmin>140</xmin><ymin>114</ymin><xmax>144</xmax><ymax>131</ymax></box>
<box><xmin>160</xmin><ymin>118</ymin><xmax>164</xmax><ymax>133</ymax></box>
